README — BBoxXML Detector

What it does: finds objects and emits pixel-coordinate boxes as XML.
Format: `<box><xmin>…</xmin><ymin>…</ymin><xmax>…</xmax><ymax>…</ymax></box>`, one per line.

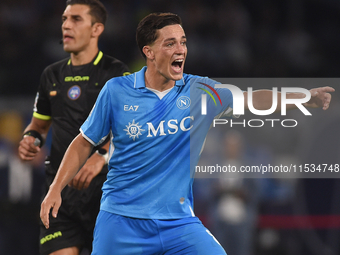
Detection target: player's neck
<box><xmin>145</xmin><ymin>67</ymin><xmax>175</xmax><ymax>92</ymax></box>
<box><xmin>70</xmin><ymin>46</ymin><xmax>99</xmax><ymax>66</ymax></box>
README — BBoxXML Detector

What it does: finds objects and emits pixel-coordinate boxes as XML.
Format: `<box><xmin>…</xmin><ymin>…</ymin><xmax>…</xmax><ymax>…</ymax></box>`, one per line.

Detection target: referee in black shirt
<box><xmin>18</xmin><ymin>1</ymin><xmax>129</xmax><ymax>254</ymax></box>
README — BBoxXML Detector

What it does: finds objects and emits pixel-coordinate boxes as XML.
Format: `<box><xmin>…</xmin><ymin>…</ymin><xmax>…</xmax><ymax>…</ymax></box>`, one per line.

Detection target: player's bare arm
<box><xmin>244</xmin><ymin>86</ymin><xmax>335</xmax><ymax>112</ymax></box>
<box><xmin>40</xmin><ymin>134</ymin><xmax>93</xmax><ymax>229</ymax></box>
<box><xmin>69</xmin><ymin>140</ymin><xmax>110</xmax><ymax>190</ymax></box>
<box><xmin>18</xmin><ymin>117</ymin><xmax>51</xmax><ymax>161</ymax></box>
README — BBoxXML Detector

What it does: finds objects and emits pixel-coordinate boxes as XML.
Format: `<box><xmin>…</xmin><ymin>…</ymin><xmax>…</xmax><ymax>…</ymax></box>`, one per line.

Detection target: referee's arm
<box><xmin>40</xmin><ymin>133</ymin><xmax>93</xmax><ymax>229</ymax></box>
<box><xmin>18</xmin><ymin>116</ymin><xmax>51</xmax><ymax>161</ymax></box>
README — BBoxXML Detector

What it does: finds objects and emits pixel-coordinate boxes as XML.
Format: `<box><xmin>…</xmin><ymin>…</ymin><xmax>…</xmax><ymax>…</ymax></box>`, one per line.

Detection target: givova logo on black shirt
<box><xmin>64</xmin><ymin>76</ymin><xmax>89</xmax><ymax>82</ymax></box>
<box><xmin>40</xmin><ymin>231</ymin><xmax>62</xmax><ymax>244</ymax></box>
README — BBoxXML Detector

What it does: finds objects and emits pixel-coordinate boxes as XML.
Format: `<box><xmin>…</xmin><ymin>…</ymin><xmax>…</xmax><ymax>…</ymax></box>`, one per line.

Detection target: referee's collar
<box><xmin>134</xmin><ymin>66</ymin><xmax>185</xmax><ymax>89</ymax></box>
<box><xmin>67</xmin><ymin>51</ymin><xmax>103</xmax><ymax>66</ymax></box>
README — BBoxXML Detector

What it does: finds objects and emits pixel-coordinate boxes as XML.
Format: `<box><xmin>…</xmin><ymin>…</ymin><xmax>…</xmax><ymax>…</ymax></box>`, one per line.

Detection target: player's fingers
<box><xmin>40</xmin><ymin>202</ymin><xmax>52</xmax><ymax>229</ymax></box>
<box><xmin>311</xmin><ymin>87</ymin><xmax>334</xmax><ymax>98</ymax></box>
<box><xmin>322</xmin><ymin>86</ymin><xmax>335</xmax><ymax>93</ymax></box>
<box><xmin>323</xmin><ymin>94</ymin><xmax>332</xmax><ymax>110</ymax></box>
<box><xmin>51</xmin><ymin>200</ymin><xmax>61</xmax><ymax>219</ymax></box>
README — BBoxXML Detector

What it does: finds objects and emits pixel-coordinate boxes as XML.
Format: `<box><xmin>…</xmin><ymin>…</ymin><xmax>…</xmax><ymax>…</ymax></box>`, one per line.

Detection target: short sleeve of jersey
<box><xmin>190</xmin><ymin>76</ymin><xmax>234</xmax><ymax>118</ymax></box>
<box><xmin>33</xmin><ymin>68</ymin><xmax>52</xmax><ymax>119</ymax></box>
<box><xmin>80</xmin><ymin>83</ymin><xmax>112</xmax><ymax>146</ymax></box>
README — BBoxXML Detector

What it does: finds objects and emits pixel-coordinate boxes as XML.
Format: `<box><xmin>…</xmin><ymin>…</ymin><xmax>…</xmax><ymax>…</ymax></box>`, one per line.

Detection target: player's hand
<box><xmin>40</xmin><ymin>186</ymin><xmax>62</xmax><ymax>229</ymax></box>
<box><xmin>304</xmin><ymin>86</ymin><xmax>335</xmax><ymax>110</ymax></box>
<box><xmin>68</xmin><ymin>153</ymin><xmax>105</xmax><ymax>190</ymax></box>
<box><xmin>18</xmin><ymin>135</ymin><xmax>41</xmax><ymax>161</ymax></box>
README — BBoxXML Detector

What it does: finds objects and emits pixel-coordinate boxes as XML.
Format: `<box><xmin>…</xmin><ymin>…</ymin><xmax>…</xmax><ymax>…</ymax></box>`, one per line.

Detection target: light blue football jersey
<box><xmin>80</xmin><ymin>66</ymin><xmax>233</xmax><ymax>219</ymax></box>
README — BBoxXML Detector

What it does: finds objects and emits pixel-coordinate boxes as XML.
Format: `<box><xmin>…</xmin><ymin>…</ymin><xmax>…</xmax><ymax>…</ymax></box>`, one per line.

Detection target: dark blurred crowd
<box><xmin>1</xmin><ymin>0</ymin><xmax>340</xmax><ymax>96</ymax></box>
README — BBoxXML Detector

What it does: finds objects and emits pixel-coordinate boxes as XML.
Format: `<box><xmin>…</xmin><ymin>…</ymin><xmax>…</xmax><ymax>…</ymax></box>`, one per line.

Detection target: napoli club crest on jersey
<box><xmin>68</xmin><ymin>85</ymin><xmax>81</xmax><ymax>100</ymax></box>
<box><xmin>176</xmin><ymin>96</ymin><xmax>191</xmax><ymax>110</ymax></box>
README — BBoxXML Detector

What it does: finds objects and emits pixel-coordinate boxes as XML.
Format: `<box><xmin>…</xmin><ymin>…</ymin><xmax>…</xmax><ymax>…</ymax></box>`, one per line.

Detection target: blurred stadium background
<box><xmin>0</xmin><ymin>0</ymin><xmax>340</xmax><ymax>254</ymax></box>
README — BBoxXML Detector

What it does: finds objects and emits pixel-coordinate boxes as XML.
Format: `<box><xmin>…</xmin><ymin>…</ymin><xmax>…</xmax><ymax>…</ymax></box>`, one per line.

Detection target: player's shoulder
<box><xmin>105</xmin><ymin>71</ymin><xmax>134</xmax><ymax>89</ymax></box>
<box><xmin>182</xmin><ymin>73</ymin><xmax>217</xmax><ymax>85</ymax></box>
<box><xmin>99</xmin><ymin>73</ymin><xmax>134</xmax><ymax>100</ymax></box>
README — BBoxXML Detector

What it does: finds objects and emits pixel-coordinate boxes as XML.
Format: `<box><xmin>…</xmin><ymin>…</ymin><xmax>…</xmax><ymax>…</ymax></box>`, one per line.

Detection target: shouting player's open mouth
<box><xmin>171</xmin><ymin>58</ymin><xmax>184</xmax><ymax>74</ymax></box>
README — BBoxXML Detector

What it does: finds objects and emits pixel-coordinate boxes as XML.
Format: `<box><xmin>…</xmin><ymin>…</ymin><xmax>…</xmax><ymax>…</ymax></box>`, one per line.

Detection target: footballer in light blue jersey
<box><xmin>80</xmin><ymin>66</ymin><xmax>233</xmax><ymax>220</ymax></box>
<box><xmin>40</xmin><ymin>11</ymin><xmax>333</xmax><ymax>255</ymax></box>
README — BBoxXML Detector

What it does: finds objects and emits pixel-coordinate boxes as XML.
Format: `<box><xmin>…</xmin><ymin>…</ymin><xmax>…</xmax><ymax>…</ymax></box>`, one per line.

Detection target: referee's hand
<box><xmin>18</xmin><ymin>135</ymin><xmax>40</xmax><ymax>161</ymax></box>
<box><xmin>40</xmin><ymin>185</ymin><xmax>62</xmax><ymax>229</ymax></box>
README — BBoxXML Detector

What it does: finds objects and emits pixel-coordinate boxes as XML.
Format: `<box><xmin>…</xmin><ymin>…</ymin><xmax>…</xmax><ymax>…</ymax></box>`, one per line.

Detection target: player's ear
<box><xmin>143</xmin><ymin>46</ymin><xmax>154</xmax><ymax>60</ymax></box>
<box><xmin>91</xmin><ymin>22</ymin><xmax>104</xmax><ymax>38</ymax></box>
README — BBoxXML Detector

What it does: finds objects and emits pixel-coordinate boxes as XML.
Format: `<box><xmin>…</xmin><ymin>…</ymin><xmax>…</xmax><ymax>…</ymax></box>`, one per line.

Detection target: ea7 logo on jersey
<box><xmin>124</xmin><ymin>120</ymin><xmax>145</xmax><ymax>141</ymax></box>
<box><xmin>124</xmin><ymin>105</ymin><xmax>139</xmax><ymax>111</ymax></box>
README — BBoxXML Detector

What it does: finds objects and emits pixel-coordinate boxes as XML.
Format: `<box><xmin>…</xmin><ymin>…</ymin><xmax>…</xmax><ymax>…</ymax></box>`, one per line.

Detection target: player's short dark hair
<box><xmin>66</xmin><ymin>0</ymin><xmax>107</xmax><ymax>25</ymax></box>
<box><xmin>136</xmin><ymin>12</ymin><xmax>182</xmax><ymax>59</ymax></box>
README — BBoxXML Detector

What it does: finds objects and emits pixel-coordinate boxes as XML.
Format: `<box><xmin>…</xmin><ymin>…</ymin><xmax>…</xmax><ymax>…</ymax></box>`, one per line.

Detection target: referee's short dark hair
<box><xmin>66</xmin><ymin>0</ymin><xmax>107</xmax><ymax>25</ymax></box>
<box><xmin>136</xmin><ymin>13</ymin><xmax>183</xmax><ymax>59</ymax></box>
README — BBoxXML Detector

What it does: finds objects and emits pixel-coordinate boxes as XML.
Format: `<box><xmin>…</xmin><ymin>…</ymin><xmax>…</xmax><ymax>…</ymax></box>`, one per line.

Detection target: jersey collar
<box><xmin>134</xmin><ymin>66</ymin><xmax>185</xmax><ymax>89</ymax></box>
<box><xmin>67</xmin><ymin>51</ymin><xmax>103</xmax><ymax>66</ymax></box>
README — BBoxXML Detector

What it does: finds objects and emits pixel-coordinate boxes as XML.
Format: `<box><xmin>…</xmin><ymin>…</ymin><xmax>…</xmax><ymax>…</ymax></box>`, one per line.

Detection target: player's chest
<box><xmin>112</xmin><ymin>91</ymin><xmax>193</xmax><ymax>140</ymax></box>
